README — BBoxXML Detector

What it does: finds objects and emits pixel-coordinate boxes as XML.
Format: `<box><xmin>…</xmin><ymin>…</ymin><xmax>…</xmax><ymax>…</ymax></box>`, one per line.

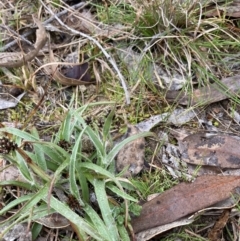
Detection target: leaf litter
<box><xmin>0</xmin><ymin>1</ymin><xmax>240</xmax><ymax>240</ymax></box>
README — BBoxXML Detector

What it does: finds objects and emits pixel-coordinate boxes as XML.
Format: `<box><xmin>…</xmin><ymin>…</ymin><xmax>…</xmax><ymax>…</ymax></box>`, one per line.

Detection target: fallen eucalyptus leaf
<box><xmin>208</xmin><ymin>209</ymin><xmax>230</xmax><ymax>241</ymax></box>
<box><xmin>136</xmin><ymin>186</ymin><xmax>240</xmax><ymax>240</ymax></box>
<box><xmin>166</xmin><ymin>75</ymin><xmax>240</xmax><ymax>106</ymax></box>
<box><xmin>204</xmin><ymin>0</ymin><xmax>240</xmax><ymax>18</ymax></box>
<box><xmin>63</xmin><ymin>56</ymin><xmax>92</xmax><ymax>82</ymax></box>
<box><xmin>179</xmin><ymin>133</ymin><xmax>240</xmax><ymax>169</ymax></box>
<box><xmin>132</xmin><ymin>175</ymin><xmax>240</xmax><ymax>233</ymax></box>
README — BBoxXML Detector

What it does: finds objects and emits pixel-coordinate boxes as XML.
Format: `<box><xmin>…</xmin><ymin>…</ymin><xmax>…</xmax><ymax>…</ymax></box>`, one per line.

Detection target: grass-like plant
<box><xmin>1</xmin><ymin>0</ymin><xmax>240</xmax><ymax>240</ymax></box>
<box><xmin>0</xmin><ymin>102</ymin><xmax>154</xmax><ymax>240</ymax></box>
<box><xmin>97</xmin><ymin>0</ymin><xmax>240</xmax><ymax>108</ymax></box>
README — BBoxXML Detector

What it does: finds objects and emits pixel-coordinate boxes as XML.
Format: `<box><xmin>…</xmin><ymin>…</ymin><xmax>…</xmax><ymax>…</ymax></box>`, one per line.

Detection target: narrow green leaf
<box><xmin>44</xmin><ymin>196</ymin><xmax>102</xmax><ymax>241</ymax></box>
<box><xmin>0</xmin><ymin>127</ymin><xmax>40</xmax><ymax>141</ymax></box>
<box><xmin>0</xmin><ymin>180</ymin><xmax>35</xmax><ymax>190</ymax></box>
<box><xmin>118</xmin><ymin>224</ymin><xmax>131</xmax><ymax>241</ymax></box>
<box><xmin>84</xmin><ymin>126</ymin><xmax>105</xmax><ymax>158</ymax></box>
<box><xmin>60</xmin><ymin>110</ymin><xmax>80</xmax><ymax>141</ymax></box>
<box><xmin>93</xmin><ymin>179</ymin><xmax>119</xmax><ymax>241</ymax></box>
<box><xmin>76</xmin><ymin>165</ymin><xmax>89</xmax><ymax>203</ymax></box>
<box><xmin>51</xmin><ymin>157</ymin><xmax>71</xmax><ymax>188</ymax></box>
<box><xmin>40</xmin><ymin>142</ymin><xmax>69</xmax><ymax>162</ymax></box>
<box><xmin>0</xmin><ymin>184</ymin><xmax>49</xmax><ymax>227</ymax></box>
<box><xmin>32</xmin><ymin>223</ymin><xmax>42</xmax><ymax>241</ymax></box>
<box><xmin>84</xmin><ymin>204</ymin><xmax>112</xmax><ymax>241</ymax></box>
<box><xmin>33</xmin><ymin>143</ymin><xmax>47</xmax><ymax>171</ymax></box>
<box><xmin>106</xmin><ymin>183</ymin><xmax>137</xmax><ymax>202</ymax></box>
<box><xmin>69</xmin><ymin>127</ymin><xmax>86</xmax><ymax>205</ymax></box>
<box><xmin>16</xmin><ymin>150</ymin><xmax>51</xmax><ymax>183</ymax></box>
<box><xmin>0</xmin><ymin>194</ymin><xmax>34</xmax><ymax>215</ymax></box>
<box><xmin>79</xmin><ymin>162</ymin><xmax>115</xmax><ymax>179</ymax></box>
<box><xmin>15</xmin><ymin>152</ymin><xmax>33</xmax><ymax>182</ymax></box>
<box><xmin>3</xmin><ymin>154</ymin><xmax>33</xmax><ymax>183</ymax></box>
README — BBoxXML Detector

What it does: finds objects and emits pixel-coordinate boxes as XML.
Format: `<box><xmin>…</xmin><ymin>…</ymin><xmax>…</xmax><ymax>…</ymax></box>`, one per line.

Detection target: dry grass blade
<box><xmin>0</xmin><ymin>16</ymin><xmax>47</xmax><ymax>68</ymax></box>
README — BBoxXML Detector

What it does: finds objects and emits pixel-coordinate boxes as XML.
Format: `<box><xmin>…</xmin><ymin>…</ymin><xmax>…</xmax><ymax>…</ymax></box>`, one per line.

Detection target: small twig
<box><xmin>0</xmin><ymin>2</ymin><xmax>87</xmax><ymax>52</ymax></box>
<box><xmin>39</xmin><ymin>0</ymin><xmax>130</xmax><ymax>104</ymax></box>
<box><xmin>0</xmin><ymin>25</ymin><xmax>33</xmax><ymax>46</ymax></box>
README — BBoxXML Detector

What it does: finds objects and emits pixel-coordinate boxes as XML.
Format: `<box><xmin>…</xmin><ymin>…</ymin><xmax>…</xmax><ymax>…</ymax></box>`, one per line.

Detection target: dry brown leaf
<box><xmin>204</xmin><ymin>0</ymin><xmax>240</xmax><ymax>18</ymax></box>
<box><xmin>0</xmin><ymin>16</ymin><xmax>47</xmax><ymax>68</ymax></box>
<box><xmin>179</xmin><ymin>133</ymin><xmax>240</xmax><ymax>169</ymax></box>
<box><xmin>165</xmin><ymin>75</ymin><xmax>240</xmax><ymax>106</ymax></box>
<box><xmin>116</xmin><ymin>125</ymin><xmax>145</xmax><ymax>177</ymax></box>
<box><xmin>132</xmin><ymin>175</ymin><xmax>240</xmax><ymax>233</ymax></box>
<box><xmin>136</xmin><ymin>190</ymin><xmax>239</xmax><ymax>241</ymax></box>
<box><xmin>48</xmin><ymin>50</ymin><xmax>95</xmax><ymax>86</ymax></box>
<box><xmin>35</xmin><ymin>213</ymin><xmax>70</xmax><ymax>229</ymax></box>
<box><xmin>136</xmin><ymin>217</ymin><xmax>194</xmax><ymax>241</ymax></box>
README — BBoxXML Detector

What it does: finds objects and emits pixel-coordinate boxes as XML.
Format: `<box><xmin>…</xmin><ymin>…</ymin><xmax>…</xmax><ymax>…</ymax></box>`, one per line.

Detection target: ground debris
<box><xmin>116</xmin><ymin>125</ymin><xmax>145</xmax><ymax>177</ymax></box>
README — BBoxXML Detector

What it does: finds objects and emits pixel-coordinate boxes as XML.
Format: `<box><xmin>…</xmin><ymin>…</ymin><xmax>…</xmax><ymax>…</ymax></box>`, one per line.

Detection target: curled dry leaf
<box><xmin>63</xmin><ymin>55</ymin><xmax>92</xmax><ymax>82</ymax></box>
<box><xmin>0</xmin><ymin>16</ymin><xmax>47</xmax><ymax>68</ymax></box>
<box><xmin>166</xmin><ymin>75</ymin><xmax>240</xmax><ymax>106</ymax></box>
<box><xmin>136</xmin><ymin>217</ymin><xmax>194</xmax><ymax>241</ymax></box>
<box><xmin>132</xmin><ymin>175</ymin><xmax>240</xmax><ymax>233</ymax></box>
<box><xmin>49</xmin><ymin>50</ymin><xmax>95</xmax><ymax>86</ymax></box>
<box><xmin>179</xmin><ymin>133</ymin><xmax>240</xmax><ymax>169</ymax></box>
<box><xmin>35</xmin><ymin>213</ymin><xmax>70</xmax><ymax>229</ymax></box>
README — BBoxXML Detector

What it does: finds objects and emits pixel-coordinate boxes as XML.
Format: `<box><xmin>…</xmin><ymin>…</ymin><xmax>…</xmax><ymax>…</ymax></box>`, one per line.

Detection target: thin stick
<box><xmin>39</xmin><ymin>0</ymin><xmax>130</xmax><ymax>104</ymax></box>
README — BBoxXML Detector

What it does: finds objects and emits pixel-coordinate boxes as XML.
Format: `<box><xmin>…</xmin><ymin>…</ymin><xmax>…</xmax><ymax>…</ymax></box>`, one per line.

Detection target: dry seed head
<box><xmin>0</xmin><ymin>137</ymin><xmax>17</xmax><ymax>154</ymax></box>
